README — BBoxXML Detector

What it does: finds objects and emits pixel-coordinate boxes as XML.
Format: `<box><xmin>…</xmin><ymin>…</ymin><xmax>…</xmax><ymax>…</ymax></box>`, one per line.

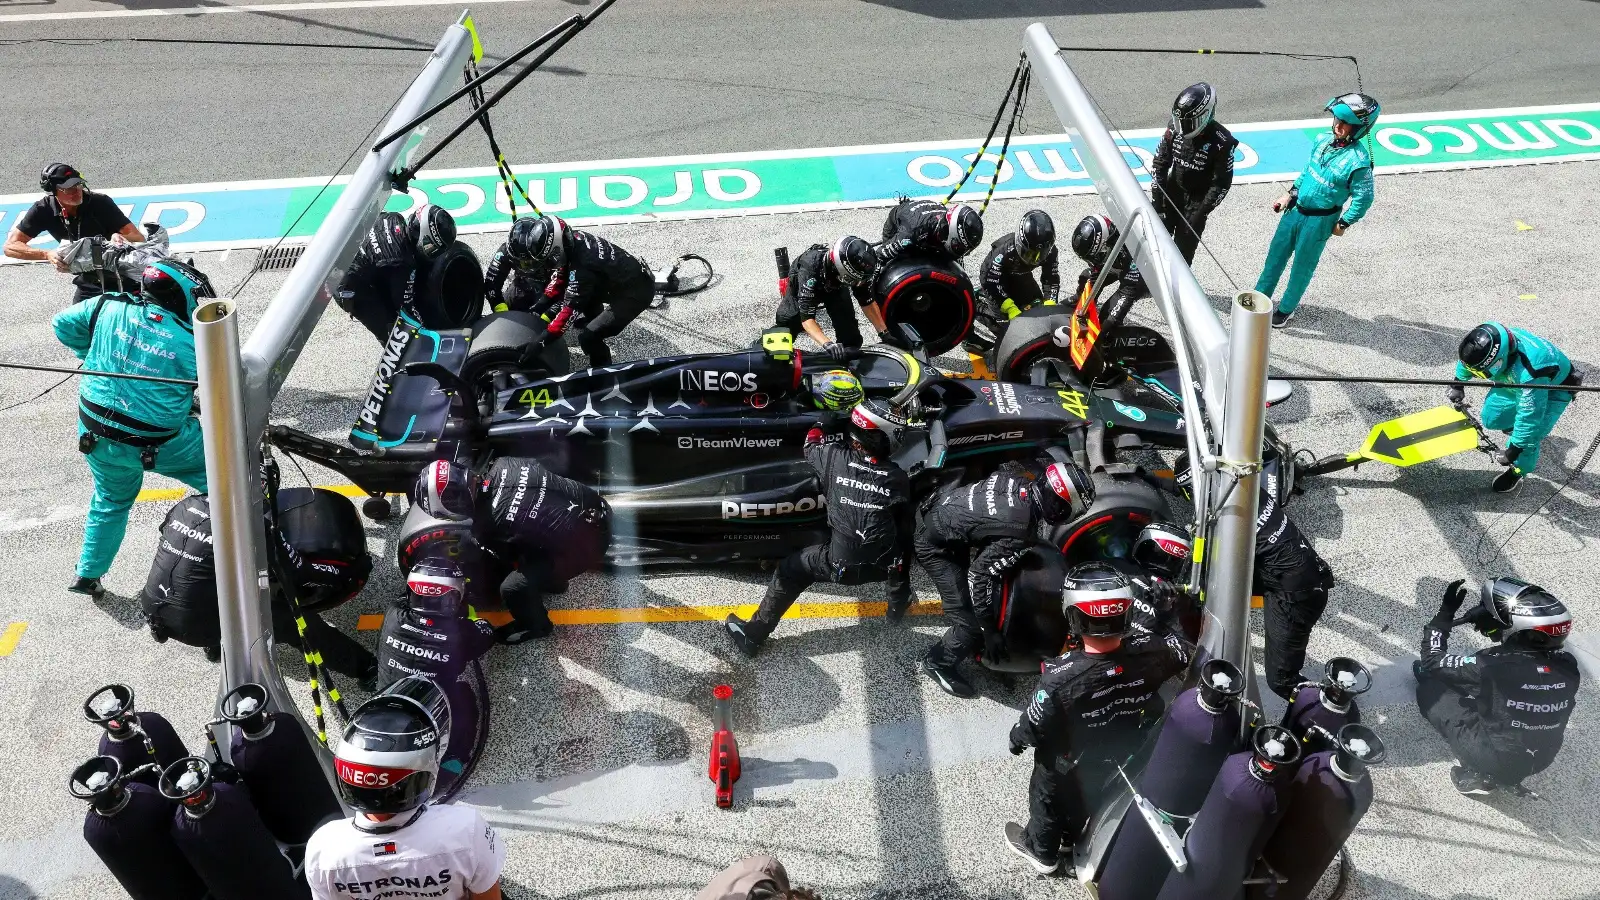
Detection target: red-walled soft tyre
<box><xmin>874</xmin><ymin>255</ymin><xmax>975</xmax><ymax>356</ymax></box>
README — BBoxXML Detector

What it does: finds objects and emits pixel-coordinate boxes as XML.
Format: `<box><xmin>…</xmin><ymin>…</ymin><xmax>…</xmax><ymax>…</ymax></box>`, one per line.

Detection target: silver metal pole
<box><xmin>1199</xmin><ymin>290</ymin><xmax>1274</xmax><ymax>672</ymax></box>
<box><xmin>195</xmin><ymin>300</ymin><xmax>289</xmax><ymax>710</ymax></box>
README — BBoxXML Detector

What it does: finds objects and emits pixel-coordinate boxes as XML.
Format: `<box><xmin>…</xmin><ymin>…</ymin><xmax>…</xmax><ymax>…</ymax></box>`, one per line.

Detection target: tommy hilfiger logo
<box><xmin>373</xmin><ymin>841</ymin><xmax>398</xmax><ymax>856</ymax></box>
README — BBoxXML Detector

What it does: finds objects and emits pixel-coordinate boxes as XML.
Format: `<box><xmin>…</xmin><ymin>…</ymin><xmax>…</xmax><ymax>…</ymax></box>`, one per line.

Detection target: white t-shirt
<box><xmin>305</xmin><ymin>804</ymin><xmax>506</xmax><ymax>899</ymax></box>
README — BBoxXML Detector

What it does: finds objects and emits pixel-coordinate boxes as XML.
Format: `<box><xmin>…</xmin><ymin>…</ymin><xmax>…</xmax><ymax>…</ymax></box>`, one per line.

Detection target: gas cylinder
<box><xmin>71</xmin><ymin>755</ymin><xmax>207</xmax><ymax>900</ymax></box>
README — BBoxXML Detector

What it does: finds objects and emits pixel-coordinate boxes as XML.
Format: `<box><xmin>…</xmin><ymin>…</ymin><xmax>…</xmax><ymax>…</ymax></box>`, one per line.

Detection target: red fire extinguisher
<box><xmin>708</xmin><ymin>684</ymin><xmax>741</xmax><ymax>808</ymax></box>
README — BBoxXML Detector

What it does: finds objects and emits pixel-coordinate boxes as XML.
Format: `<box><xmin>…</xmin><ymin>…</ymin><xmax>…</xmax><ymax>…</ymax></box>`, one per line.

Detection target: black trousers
<box><xmin>1262</xmin><ymin>585</ymin><xmax>1330</xmax><ymax>700</ymax></box>
<box><xmin>916</xmin><ymin>531</ymin><xmax>982</xmax><ymax>669</ymax></box>
<box><xmin>1024</xmin><ymin>753</ymin><xmax>1117</xmax><ymax>859</ymax></box>
<box><xmin>747</xmin><ymin>543</ymin><xmax>905</xmax><ymax>641</ymax></box>
<box><xmin>1416</xmin><ymin>674</ymin><xmax>1540</xmax><ymax>785</ymax></box>
<box><xmin>487</xmin><ymin>548</ymin><xmax>555</xmax><ymax>635</ymax></box>
<box><xmin>1153</xmin><ymin>193</ymin><xmax>1207</xmax><ymax>265</ymax></box>
<box><xmin>575</xmin><ymin>277</ymin><xmax>654</xmax><ymax>366</ymax></box>
<box><xmin>335</xmin><ymin>277</ymin><xmax>405</xmax><ymax>344</ymax></box>
<box><xmin>269</xmin><ymin>600</ymin><xmax>376</xmax><ymax>678</ymax></box>
<box><xmin>982</xmin><ymin>271</ymin><xmax>1046</xmax><ymax>310</ymax></box>
<box><xmin>774</xmin><ymin>291</ymin><xmax>864</xmax><ymax>349</ymax></box>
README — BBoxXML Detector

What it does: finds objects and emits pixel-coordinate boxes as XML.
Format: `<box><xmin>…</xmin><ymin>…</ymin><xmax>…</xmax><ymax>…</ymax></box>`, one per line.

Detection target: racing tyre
<box><xmin>413</xmin><ymin>241</ymin><xmax>486</xmax><ymax>330</ymax></box>
<box><xmin>1049</xmin><ymin>472</ymin><xmax>1171</xmax><ymax>566</ymax></box>
<box><xmin>461</xmin><ymin>310</ymin><xmax>572</xmax><ymax>387</ymax></box>
<box><xmin>992</xmin><ymin>306</ymin><xmax>1072</xmax><ymax>383</ymax></box>
<box><xmin>874</xmin><ymin>255</ymin><xmax>975</xmax><ymax>357</ymax></box>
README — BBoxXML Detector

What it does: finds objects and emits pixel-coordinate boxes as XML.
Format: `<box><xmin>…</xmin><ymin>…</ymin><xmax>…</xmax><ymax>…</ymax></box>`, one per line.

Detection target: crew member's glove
<box><xmin>1009</xmin><ymin>732</ymin><xmax>1027</xmax><ymax>756</ymax></box>
<box><xmin>547</xmin><ymin>306</ymin><xmax>574</xmax><ymax>335</ymax></box>
<box><xmin>1436</xmin><ymin>578</ymin><xmax>1467</xmax><ymax>623</ymax></box>
<box><xmin>1446</xmin><ymin>383</ymin><xmax>1466</xmax><ymax>406</ymax></box>
<box><xmin>822</xmin><ymin>341</ymin><xmax>849</xmax><ymax>362</ymax></box>
<box><xmin>1494</xmin><ymin>445</ymin><xmax>1521</xmax><ymax>467</ymax></box>
<box><xmin>877</xmin><ymin>330</ymin><xmax>908</xmax><ymax>350</ymax></box>
<box><xmin>492</xmin><ymin>302</ymin><xmax>510</xmax><ymax>313</ymax></box>
<box><xmin>978</xmin><ymin>539</ymin><xmax>1029</xmax><ymax>578</ymax></box>
<box><xmin>982</xmin><ymin>627</ymin><xmax>1009</xmax><ymax>665</ymax></box>
<box><xmin>1000</xmin><ymin>298</ymin><xmax>1022</xmax><ymax>320</ymax></box>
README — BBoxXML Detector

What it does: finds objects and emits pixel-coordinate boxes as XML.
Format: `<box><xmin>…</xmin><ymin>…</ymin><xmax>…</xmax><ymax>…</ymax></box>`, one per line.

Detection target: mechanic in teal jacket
<box><xmin>1256</xmin><ymin>93</ymin><xmax>1380</xmax><ymax>328</ymax></box>
<box><xmin>53</xmin><ymin>259</ymin><xmax>215</xmax><ymax>597</ymax></box>
<box><xmin>1450</xmin><ymin>322</ymin><xmax>1580</xmax><ymax>494</ymax></box>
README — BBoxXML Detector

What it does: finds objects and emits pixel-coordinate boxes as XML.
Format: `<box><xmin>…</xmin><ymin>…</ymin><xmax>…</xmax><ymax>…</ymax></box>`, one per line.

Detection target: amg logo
<box><xmin>721</xmin><ymin>495</ymin><xmax>825</xmax><ymax>519</ymax></box>
<box><xmin>680</xmin><ymin>369</ymin><xmax>759</xmax><ymax>393</ymax></box>
<box><xmin>679</xmin><ymin>436</ymin><xmax>785</xmax><ymax>450</ymax></box>
<box><xmin>358</xmin><ymin>321</ymin><xmax>413</xmax><ymax>430</ymax></box>
<box><xmin>948</xmin><ymin>430</ymin><xmax>1024</xmax><ymax>447</ymax></box>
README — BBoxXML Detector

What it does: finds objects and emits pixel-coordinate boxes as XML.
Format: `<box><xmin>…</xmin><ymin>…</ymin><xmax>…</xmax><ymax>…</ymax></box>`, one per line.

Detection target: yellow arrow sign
<box><xmin>1360</xmin><ymin>405</ymin><xmax>1480</xmax><ymax>466</ymax></box>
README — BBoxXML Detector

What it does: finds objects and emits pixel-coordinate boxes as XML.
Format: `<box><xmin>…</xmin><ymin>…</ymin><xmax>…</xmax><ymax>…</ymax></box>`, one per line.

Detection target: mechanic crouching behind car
<box><xmin>412</xmin><ymin>456</ymin><xmax>611</xmax><ymax>644</ymax></box>
<box><xmin>772</xmin><ymin>236</ymin><xmax>891</xmax><ymax>356</ymax></box>
<box><xmin>517</xmin><ymin>215</ymin><xmax>654</xmax><ymax>367</ymax></box>
<box><xmin>1003</xmin><ymin>562</ymin><xmax>1195</xmax><ymax>875</ymax></box>
<box><xmin>336</xmin><ymin>204</ymin><xmax>459</xmax><ymax>343</ymax></box>
<box><xmin>725</xmin><ymin>380</ymin><xmax>913</xmax><ymax>656</ymax></box>
<box><xmin>917</xmin><ymin>457</ymin><xmax>1095</xmax><ymax>698</ymax></box>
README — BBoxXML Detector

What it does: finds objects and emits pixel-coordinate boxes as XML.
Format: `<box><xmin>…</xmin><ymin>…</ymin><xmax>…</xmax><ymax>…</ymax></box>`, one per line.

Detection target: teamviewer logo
<box><xmin>678</xmin><ymin>437</ymin><xmax>693</xmax><ymax>449</ymax></box>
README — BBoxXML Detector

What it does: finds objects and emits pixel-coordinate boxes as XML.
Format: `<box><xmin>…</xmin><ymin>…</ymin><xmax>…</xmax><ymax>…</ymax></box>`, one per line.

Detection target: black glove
<box><xmin>877</xmin><ymin>329</ymin><xmax>908</xmax><ymax>350</ymax></box>
<box><xmin>982</xmin><ymin>627</ymin><xmax>1009</xmax><ymax>665</ymax></box>
<box><xmin>822</xmin><ymin>341</ymin><xmax>848</xmax><ymax>362</ymax></box>
<box><xmin>1494</xmin><ymin>444</ymin><xmax>1522</xmax><ymax>467</ymax></box>
<box><xmin>1008</xmin><ymin>723</ymin><xmax>1028</xmax><ymax>756</ymax></box>
<box><xmin>1437</xmin><ymin>578</ymin><xmax>1468</xmax><ymax>623</ymax></box>
<box><xmin>1446</xmin><ymin>383</ymin><xmax>1465</xmax><ymax>406</ymax></box>
<box><xmin>978</xmin><ymin>538</ymin><xmax>1029</xmax><ymax>578</ymax></box>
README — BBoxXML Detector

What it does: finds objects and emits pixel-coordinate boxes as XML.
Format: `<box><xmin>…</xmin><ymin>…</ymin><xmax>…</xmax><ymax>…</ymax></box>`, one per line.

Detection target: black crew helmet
<box><xmin>1015</xmin><ymin>210</ymin><xmax>1056</xmax><ymax>267</ymax></box>
<box><xmin>520</xmin><ymin>215</ymin><xmax>569</xmax><ymax>265</ymax></box>
<box><xmin>1171</xmin><ymin>83</ymin><xmax>1218</xmax><ymax>138</ymax></box>
<box><xmin>140</xmin><ymin>259</ymin><xmax>217</xmax><ymax>324</ymax></box>
<box><xmin>1458</xmin><ymin>322</ymin><xmax>1513</xmax><ymax>378</ymax></box>
<box><xmin>412</xmin><ymin>459</ymin><xmax>476</xmax><ymax>521</ymax></box>
<box><xmin>848</xmin><ymin>397</ymin><xmax>904</xmax><ymax>460</ymax></box>
<box><xmin>1071</xmin><ymin>214</ymin><xmax>1117</xmax><ymax>267</ymax></box>
<box><xmin>1061</xmin><ymin>561</ymin><xmax>1134</xmax><ymax>637</ymax></box>
<box><xmin>506</xmin><ymin>217</ymin><xmax>543</xmax><ymax>263</ymax></box>
<box><xmin>945</xmin><ymin>204</ymin><xmax>984</xmax><ymax>257</ymax></box>
<box><xmin>333</xmin><ymin>676</ymin><xmax>450</xmax><ymax>814</ymax></box>
<box><xmin>408</xmin><ymin>203</ymin><xmax>457</xmax><ymax>261</ymax></box>
<box><xmin>1469</xmin><ymin>577</ymin><xmax>1573</xmax><ymax>649</ymax></box>
<box><xmin>829</xmin><ymin>235</ymin><xmax>876</xmax><ymax>286</ymax></box>
<box><xmin>1032</xmin><ymin>458</ymin><xmax>1094</xmax><ymax>524</ymax></box>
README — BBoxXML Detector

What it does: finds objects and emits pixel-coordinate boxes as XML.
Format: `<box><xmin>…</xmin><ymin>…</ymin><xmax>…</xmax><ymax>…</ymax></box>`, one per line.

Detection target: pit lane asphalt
<box><xmin>1</xmin><ymin>0</ymin><xmax>1600</xmax><ymax>193</ymax></box>
<box><xmin>3</xmin><ymin>161</ymin><xmax>1600</xmax><ymax>899</ymax></box>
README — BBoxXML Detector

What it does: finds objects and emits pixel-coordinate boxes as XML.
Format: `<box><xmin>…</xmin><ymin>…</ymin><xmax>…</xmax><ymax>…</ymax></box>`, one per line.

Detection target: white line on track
<box><xmin>0</xmin><ymin>0</ymin><xmax>531</xmax><ymax>23</ymax></box>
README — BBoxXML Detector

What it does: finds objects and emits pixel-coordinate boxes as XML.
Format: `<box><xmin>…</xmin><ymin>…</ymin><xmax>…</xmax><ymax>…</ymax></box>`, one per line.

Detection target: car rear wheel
<box><xmin>461</xmin><ymin>310</ymin><xmax>572</xmax><ymax>387</ymax></box>
<box><xmin>1050</xmin><ymin>472</ymin><xmax>1172</xmax><ymax>566</ymax></box>
<box><xmin>992</xmin><ymin>306</ymin><xmax>1071</xmax><ymax>383</ymax></box>
<box><xmin>874</xmin><ymin>255</ymin><xmax>975</xmax><ymax>356</ymax></box>
<box><xmin>414</xmin><ymin>241</ymin><xmax>486</xmax><ymax>330</ymax></box>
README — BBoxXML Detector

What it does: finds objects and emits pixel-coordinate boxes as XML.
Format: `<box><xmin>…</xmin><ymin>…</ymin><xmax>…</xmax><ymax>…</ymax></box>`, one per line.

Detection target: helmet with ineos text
<box><xmin>1015</xmin><ymin>210</ymin><xmax>1056</xmax><ymax>267</ymax></box>
<box><xmin>830</xmin><ymin>235</ymin><xmax>876</xmax><ymax>286</ymax></box>
<box><xmin>1033</xmin><ymin>458</ymin><xmax>1095</xmax><ymax>524</ymax></box>
<box><xmin>405</xmin><ymin>556</ymin><xmax>468</xmax><ymax>619</ymax></box>
<box><xmin>408</xmin><ymin>203</ymin><xmax>457</xmax><ymax>261</ymax></box>
<box><xmin>849</xmin><ymin>397</ymin><xmax>904</xmax><ymax>461</ymax></box>
<box><xmin>1071</xmin><ymin>214</ymin><xmax>1118</xmax><ymax>267</ymax></box>
<box><xmin>812</xmin><ymin>369</ymin><xmax>865</xmax><ymax>412</ymax></box>
<box><xmin>141</xmin><ymin>259</ymin><xmax>217</xmax><ymax>323</ymax></box>
<box><xmin>1469</xmin><ymin>577</ymin><xmax>1573</xmax><ymax>650</ymax></box>
<box><xmin>1458</xmin><ymin>322</ymin><xmax>1512</xmax><ymax>378</ymax></box>
<box><xmin>945</xmin><ymin>204</ymin><xmax>984</xmax><ymax>257</ymax></box>
<box><xmin>1171</xmin><ymin>83</ymin><xmax>1218</xmax><ymax>138</ymax></box>
<box><xmin>1131</xmin><ymin>522</ymin><xmax>1192</xmax><ymax>581</ymax></box>
<box><xmin>412</xmin><ymin>459</ymin><xmax>476</xmax><ymax>521</ymax></box>
<box><xmin>333</xmin><ymin>676</ymin><xmax>451</xmax><ymax>814</ymax></box>
<box><xmin>1061</xmin><ymin>561</ymin><xmax>1134</xmax><ymax>637</ymax></box>
<box><xmin>1325</xmin><ymin>92</ymin><xmax>1381</xmax><ymax>141</ymax></box>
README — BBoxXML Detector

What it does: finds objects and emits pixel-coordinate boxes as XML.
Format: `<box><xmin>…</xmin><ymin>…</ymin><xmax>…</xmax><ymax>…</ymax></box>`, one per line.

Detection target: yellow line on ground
<box><xmin>136</xmin><ymin>484</ymin><xmax>382</xmax><ymax>504</ymax></box>
<box><xmin>0</xmin><ymin>622</ymin><xmax>28</xmax><ymax>656</ymax></box>
<box><xmin>355</xmin><ymin>600</ymin><xmax>947</xmax><ymax>631</ymax></box>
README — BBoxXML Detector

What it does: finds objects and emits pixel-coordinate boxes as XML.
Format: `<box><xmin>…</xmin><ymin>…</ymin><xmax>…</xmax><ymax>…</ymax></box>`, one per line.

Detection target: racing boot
<box><xmin>1492</xmin><ymin>467</ymin><xmax>1522</xmax><ymax>494</ymax></box>
<box><xmin>1002</xmin><ymin>821</ymin><xmax>1061</xmax><ymax>875</ymax></box>
<box><xmin>1450</xmin><ymin>764</ymin><xmax>1492</xmax><ymax>796</ymax></box>
<box><xmin>69</xmin><ymin>576</ymin><xmax>105</xmax><ymax>599</ymax></box>
<box><xmin>578</xmin><ymin>331</ymin><xmax>613</xmax><ymax>367</ymax></box>
<box><xmin>724</xmin><ymin>615</ymin><xmax>765</xmax><ymax>659</ymax></box>
<box><xmin>921</xmin><ymin>655</ymin><xmax>976</xmax><ymax>698</ymax></box>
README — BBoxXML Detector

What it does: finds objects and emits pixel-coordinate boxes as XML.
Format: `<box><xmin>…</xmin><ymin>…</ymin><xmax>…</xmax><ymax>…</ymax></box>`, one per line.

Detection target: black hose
<box><xmin>1273</xmin><ymin>373</ymin><xmax>1600</xmax><ymax>393</ymax></box>
<box><xmin>0</xmin><ymin>360</ymin><xmax>196</xmax><ymax>386</ymax></box>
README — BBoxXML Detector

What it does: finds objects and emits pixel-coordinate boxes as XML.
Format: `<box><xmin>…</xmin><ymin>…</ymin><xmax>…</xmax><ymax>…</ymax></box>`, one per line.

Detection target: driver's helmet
<box><xmin>829</xmin><ymin>235</ymin><xmax>876</xmax><ymax>286</ymax></box>
<box><xmin>408</xmin><ymin>203</ymin><xmax>457</xmax><ymax>261</ymax></box>
<box><xmin>1325</xmin><ymin>92</ymin><xmax>1381</xmax><ymax>141</ymax></box>
<box><xmin>1131</xmin><ymin>522</ymin><xmax>1192</xmax><ymax>581</ymax></box>
<box><xmin>141</xmin><ymin>259</ymin><xmax>217</xmax><ymax>324</ymax></box>
<box><xmin>405</xmin><ymin>556</ymin><xmax>467</xmax><ymax>619</ymax></box>
<box><xmin>333</xmin><ymin>677</ymin><xmax>448</xmax><ymax>815</ymax></box>
<box><xmin>1171</xmin><ymin>83</ymin><xmax>1217</xmax><ymax>138</ymax></box>
<box><xmin>1061</xmin><ymin>561</ymin><xmax>1133</xmax><ymax>637</ymax></box>
<box><xmin>1470</xmin><ymin>577</ymin><xmax>1573</xmax><ymax>649</ymax></box>
<box><xmin>945</xmin><ymin>205</ymin><xmax>984</xmax><ymax>257</ymax></box>
<box><xmin>1031</xmin><ymin>458</ymin><xmax>1095</xmax><ymax>525</ymax></box>
<box><xmin>1071</xmin><ymin>214</ymin><xmax>1118</xmax><ymax>268</ymax></box>
<box><xmin>412</xmin><ymin>460</ymin><xmax>476</xmax><ymax>521</ymax></box>
<box><xmin>849</xmin><ymin>397</ymin><xmax>905</xmax><ymax>461</ymax></box>
<box><xmin>1458</xmin><ymin>322</ymin><xmax>1512</xmax><ymax>378</ymax></box>
<box><xmin>1015</xmin><ymin>210</ymin><xmax>1055</xmax><ymax>267</ymax></box>
<box><xmin>812</xmin><ymin>369</ymin><xmax>865</xmax><ymax>412</ymax></box>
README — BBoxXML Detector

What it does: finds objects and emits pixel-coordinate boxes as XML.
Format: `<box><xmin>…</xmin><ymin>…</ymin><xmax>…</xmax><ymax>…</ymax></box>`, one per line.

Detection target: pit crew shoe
<box><xmin>724</xmin><ymin>615</ymin><xmax>763</xmax><ymax>659</ymax></box>
<box><xmin>922</xmin><ymin>656</ymin><xmax>976</xmax><ymax>698</ymax></box>
<box><xmin>1271</xmin><ymin>308</ymin><xmax>1295</xmax><ymax>329</ymax></box>
<box><xmin>1003</xmin><ymin>822</ymin><xmax>1060</xmax><ymax>875</ymax></box>
<box><xmin>68</xmin><ymin>576</ymin><xmax>105</xmax><ymax>599</ymax></box>
<box><xmin>204</xmin><ymin>645</ymin><xmax>221</xmax><ymax>663</ymax></box>
<box><xmin>885</xmin><ymin>596</ymin><xmax>911</xmax><ymax>626</ymax></box>
<box><xmin>496</xmin><ymin>616</ymin><xmax>554</xmax><ymax>645</ymax></box>
<box><xmin>1451</xmin><ymin>765</ymin><xmax>1492</xmax><ymax>796</ymax></box>
<box><xmin>1492</xmin><ymin>467</ymin><xmax>1523</xmax><ymax>494</ymax></box>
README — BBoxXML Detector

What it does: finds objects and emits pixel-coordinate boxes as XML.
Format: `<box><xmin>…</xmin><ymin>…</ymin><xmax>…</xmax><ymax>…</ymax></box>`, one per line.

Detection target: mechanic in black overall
<box><xmin>483</xmin><ymin>216</ymin><xmax>555</xmax><ymax>314</ymax></box>
<box><xmin>917</xmin><ymin>458</ymin><xmax>1095</xmax><ymax>698</ymax></box>
<box><xmin>875</xmin><ymin>196</ymin><xmax>984</xmax><ymax>264</ymax></box>
<box><xmin>1415</xmin><ymin>577</ymin><xmax>1580</xmax><ymax>796</ymax></box>
<box><xmin>520</xmin><ymin>214</ymin><xmax>654</xmax><ymax>367</ymax></box>
<box><xmin>724</xmin><ymin>393</ymin><xmax>913</xmax><ymax>657</ymax></box>
<box><xmin>413</xmin><ymin>457</ymin><xmax>612</xmax><ymax>645</ymax></box>
<box><xmin>5</xmin><ymin>164</ymin><xmax>145</xmax><ymax>302</ymax></box>
<box><xmin>335</xmin><ymin>204</ymin><xmax>458</xmax><ymax>343</ymax></box>
<box><xmin>1148</xmin><ymin>83</ymin><xmax>1236</xmax><ymax>264</ymax></box>
<box><xmin>977</xmin><ymin>209</ymin><xmax>1061</xmax><ymax>324</ymax></box>
<box><xmin>772</xmin><ymin>236</ymin><xmax>888</xmax><ymax>357</ymax></box>
<box><xmin>1003</xmin><ymin>562</ymin><xmax>1194</xmax><ymax>875</ymax></box>
<box><xmin>1068</xmin><ymin>214</ymin><xmax>1144</xmax><ymax>326</ymax></box>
